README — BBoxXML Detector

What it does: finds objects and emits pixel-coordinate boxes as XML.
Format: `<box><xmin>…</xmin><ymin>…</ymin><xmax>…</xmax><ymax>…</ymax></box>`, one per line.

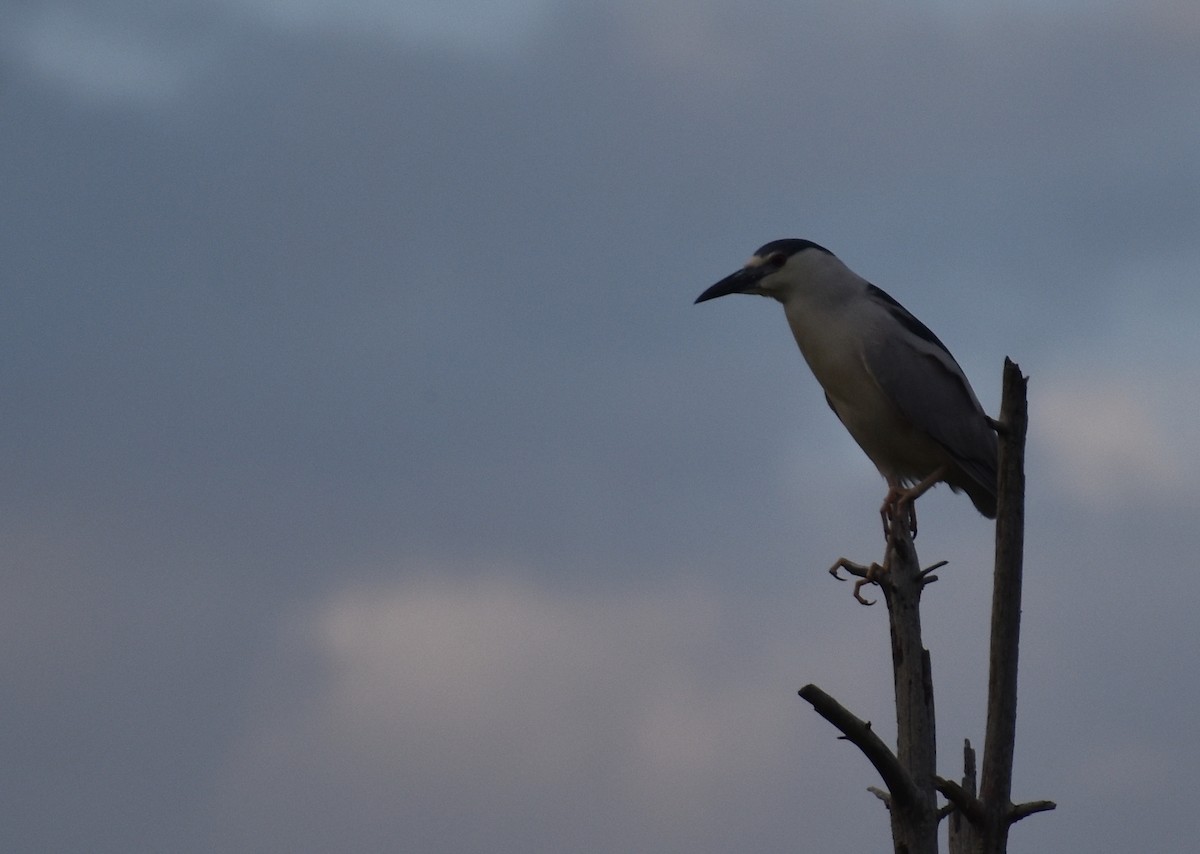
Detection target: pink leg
<box><xmin>878</xmin><ymin>466</ymin><xmax>948</xmax><ymax>541</ymax></box>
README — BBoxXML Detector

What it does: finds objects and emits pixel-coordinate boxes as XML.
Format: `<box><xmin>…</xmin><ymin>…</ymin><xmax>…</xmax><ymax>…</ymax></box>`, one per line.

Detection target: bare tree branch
<box><xmin>935</xmin><ymin>776</ymin><xmax>984</xmax><ymax>825</ymax></box>
<box><xmin>1010</xmin><ymin>800</ymin><xmax>1057</xmax><ymax>823</ymax></box>
<box><xmin>797</xmin><ymin>684</ymin><xmax>917</xmax><ymax>808</ymax></box>
<box><xmin>867</xmin><ymin>786</ymin><xmax>892</xmax><ymax>808</ymax></box>
<box><xmin>919</xmin><ymin>560</ymin><xmax>948</xmax><ymax>580</ymax></box>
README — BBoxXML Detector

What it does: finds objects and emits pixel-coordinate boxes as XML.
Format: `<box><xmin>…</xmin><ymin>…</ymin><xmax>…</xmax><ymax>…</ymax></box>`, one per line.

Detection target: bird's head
<box><xmin>694</xmin><ymin>239</ymin><xmax>834</xmax><ymax>304</ymax></box>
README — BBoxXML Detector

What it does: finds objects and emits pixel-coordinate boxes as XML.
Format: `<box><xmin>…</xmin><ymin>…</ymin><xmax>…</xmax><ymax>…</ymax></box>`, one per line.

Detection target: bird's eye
<box><xmin>765</xmin><ymin>253</ymin><xmax>787</xmax><ymax>269</ymax></box>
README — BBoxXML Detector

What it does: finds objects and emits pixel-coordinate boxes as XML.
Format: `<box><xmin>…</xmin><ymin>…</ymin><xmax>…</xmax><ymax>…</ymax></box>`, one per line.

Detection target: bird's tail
<box><xmin>963</xmin><ymin>476</ymin><xmax>997</xmax><ymax>519</ymax></box>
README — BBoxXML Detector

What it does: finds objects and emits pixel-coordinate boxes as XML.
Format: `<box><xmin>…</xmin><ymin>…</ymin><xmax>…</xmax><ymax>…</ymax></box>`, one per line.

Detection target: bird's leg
<box><xmin>879</xmin><ymin>486</ymin><xmax>904</xmax><ymax>539</ymax></box>
<box><xmin>879</xmin><ymin>465</ymin><xmax>949</xmax><ymax>541</ymax></box>
<box><xmin>879</xmin><ymin>484</ymin><xmax>917</xmax><ymax>539</ymax></box>
<box><xmin>895</xmin><ymin>465</ymin><xmax>948</xmax><ymax>538</ymax></box>
<box><xmin>879</xmin><ymin>493</ymin><xmax>892</xmax><ymax>538</ymax></box>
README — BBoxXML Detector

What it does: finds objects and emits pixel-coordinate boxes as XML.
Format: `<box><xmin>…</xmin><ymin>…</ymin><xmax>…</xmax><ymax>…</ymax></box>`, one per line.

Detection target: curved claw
<box><xmin>852</xmin><ymin>578</ymin><xmax>877</xmax><ymax>606</ymax></box>
<box><xmin>830</xmin><ymin>557</ymin><xmax>886</xmax><ymax>606</ymax></box>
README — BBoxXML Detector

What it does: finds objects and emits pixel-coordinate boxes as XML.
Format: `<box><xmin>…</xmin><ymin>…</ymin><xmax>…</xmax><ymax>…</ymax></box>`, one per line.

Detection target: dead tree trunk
<box><xmin>935</xmin><ymin>359</ymin><xmax>1055</xmax><ymax>851</ymax></box>
<box><xmin>881</xmin><ymin>524</ymin><xmax>939</xmax><ymax>852</ymax></box>
<box><xmin>800</xmin><ymin>358</ymin><xmax>1054</xmax><ymax>853</ymax></box>
<box><xmin>800</xmin><ymin>503</ymin><xmax>939</xmax><ymax>854</ymax></box>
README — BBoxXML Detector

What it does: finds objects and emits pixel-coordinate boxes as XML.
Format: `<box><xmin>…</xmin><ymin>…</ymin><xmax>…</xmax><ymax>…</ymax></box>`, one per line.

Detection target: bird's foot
<box><xmin>829</xmin><ymin>557</ymin><xmax>888</xmax><ymax>606</ymax></box>
<box><xmin>879</xmin><ymin>489</ymin><xmax>918</xmax><ymax>540</ymax></box>
<box><xmin>879</xmin><ymin>466</ymin><xmax>950</xmax><ymax>541</ymax></box>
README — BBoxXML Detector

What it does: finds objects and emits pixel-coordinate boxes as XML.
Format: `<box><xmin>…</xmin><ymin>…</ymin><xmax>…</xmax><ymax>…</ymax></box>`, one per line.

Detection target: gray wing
<box><xmin>863</xmin><ymin>285</ymin><xmax>997</xmax><ymax>494</ymax></box>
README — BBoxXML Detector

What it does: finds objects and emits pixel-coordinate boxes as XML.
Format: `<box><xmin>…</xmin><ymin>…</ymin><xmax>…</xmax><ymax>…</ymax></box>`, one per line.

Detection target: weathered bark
<box><xmin>937</xmin><ymin>359</ymin><xmax>1055</xmax><ymax>852</ymax></box>
<box><xmin>803</xmin><ymin>525</ymin><xmax>939</xmax><ymax>854</ymax></box>
<box><xmin>881</xmin><ymin>526</ymin><xmax>939</xmax><ymax>854</ymax></box>
<box><xmin>945</xmin><ymin>740</ymin><xmax>978</xmax><ymax>854</ymax></box>
<box><xmin>977</xmin><ymin>358</ymin><xmax>1030</xmax><ymax>851</ymax></box>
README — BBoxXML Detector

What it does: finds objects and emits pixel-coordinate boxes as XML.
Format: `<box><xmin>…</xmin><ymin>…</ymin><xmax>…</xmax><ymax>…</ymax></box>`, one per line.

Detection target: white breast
<box><xmin>782</xmin><ymin>295</ymin><xmax>948</xmax><ymax>484</ymax></box>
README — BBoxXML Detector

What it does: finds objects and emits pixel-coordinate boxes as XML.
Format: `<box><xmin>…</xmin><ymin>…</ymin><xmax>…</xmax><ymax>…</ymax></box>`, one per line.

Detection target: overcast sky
<box><xmin>3</xmin><ymin>1</ymin><xmax>1199</xmax><ymax>851</ymax></box>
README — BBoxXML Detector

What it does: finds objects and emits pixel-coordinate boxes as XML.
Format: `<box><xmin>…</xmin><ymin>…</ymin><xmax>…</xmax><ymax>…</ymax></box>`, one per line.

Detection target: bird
<box><xmin>695</xmin><ymin>238</ymin><xmax>997</xmax><ymax>538</ymax></box>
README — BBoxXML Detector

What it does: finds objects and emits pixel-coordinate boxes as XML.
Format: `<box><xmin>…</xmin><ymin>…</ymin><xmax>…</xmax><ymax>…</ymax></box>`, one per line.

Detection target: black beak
<box><xmin>694</xmin><ymin>267</ymin><xmax>764</xmax><ymax>304</ymax></box>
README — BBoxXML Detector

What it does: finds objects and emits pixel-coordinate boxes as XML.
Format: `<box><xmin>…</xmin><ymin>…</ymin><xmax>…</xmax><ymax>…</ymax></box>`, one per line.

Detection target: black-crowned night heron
<box><xmin>695</xmin><ymin>239</ymin><xmax>997</xmax><ymax>537</ymax></box>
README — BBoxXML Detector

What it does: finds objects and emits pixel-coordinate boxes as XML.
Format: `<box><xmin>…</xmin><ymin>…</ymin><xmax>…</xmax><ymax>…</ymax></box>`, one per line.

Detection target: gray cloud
<box><xmin>2</xmin><ymin>1</ymin><xmax>1198</xmax><ymax>851</ymax></box>
<box><xmin>207</xmin><ymin>575</ymin><xmax>888</xmax><ymax>853</ymax></box>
